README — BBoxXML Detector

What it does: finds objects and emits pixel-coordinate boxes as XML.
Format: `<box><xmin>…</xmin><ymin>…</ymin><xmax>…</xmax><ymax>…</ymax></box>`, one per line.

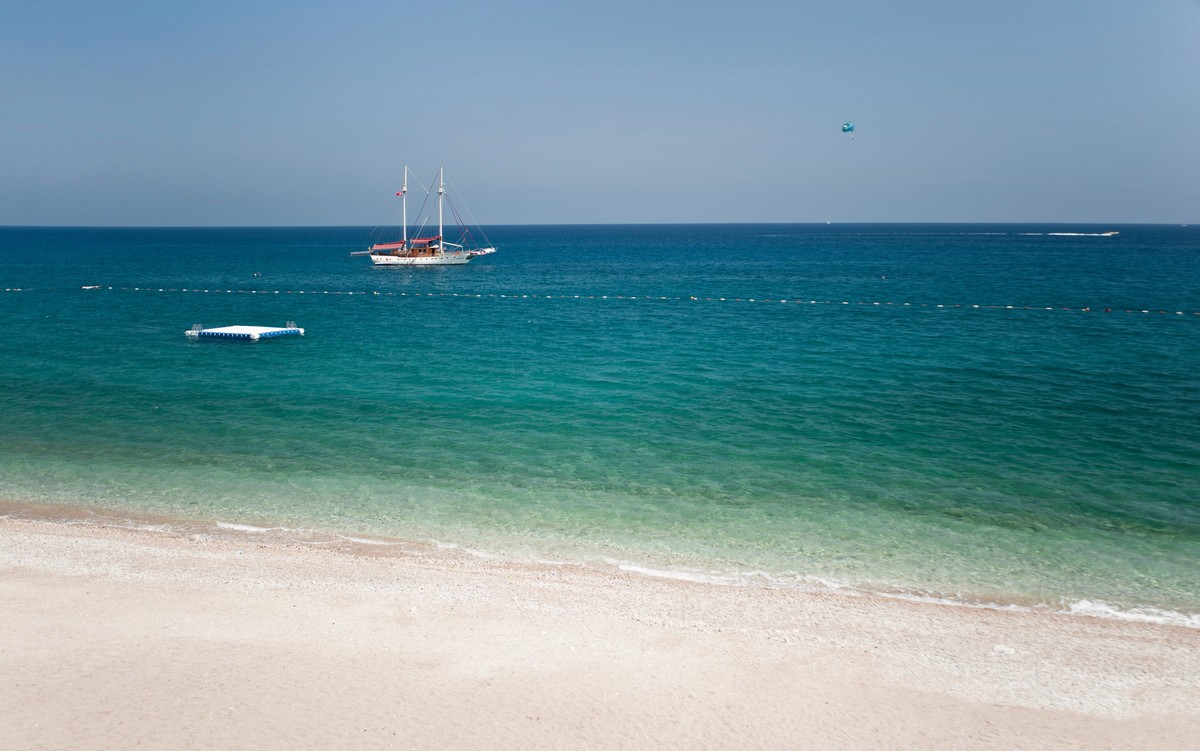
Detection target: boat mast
<box><xmin>401</xmin><ymin>166</ymin><xmax>408</xmax><ymax>247</ymax></box>
<box><xmin>437</xmin><ymin>167</ymin><xmax>444</xmax><ymax>248</ymax></box>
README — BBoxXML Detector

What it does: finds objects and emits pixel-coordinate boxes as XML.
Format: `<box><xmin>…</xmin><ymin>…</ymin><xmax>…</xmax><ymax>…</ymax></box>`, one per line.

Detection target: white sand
<box><xmin>1</xmin><ymin>508</ymin><xmax>1197</xmax><ymax>750</ymax></box>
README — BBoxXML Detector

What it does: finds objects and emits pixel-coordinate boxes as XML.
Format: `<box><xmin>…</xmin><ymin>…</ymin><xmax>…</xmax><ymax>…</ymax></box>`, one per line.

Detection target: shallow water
<box><xmin>2</xmin><ymin>224</ymin><xmax>1198</xmax><ymax>621</ymax></box>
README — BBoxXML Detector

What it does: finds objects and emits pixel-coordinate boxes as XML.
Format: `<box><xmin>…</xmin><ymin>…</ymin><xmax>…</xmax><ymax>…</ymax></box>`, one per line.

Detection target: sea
<box><xmin>1</xmin><ymin>224</ymin><xmax>1198</xmax><ymax>625</ymax></box>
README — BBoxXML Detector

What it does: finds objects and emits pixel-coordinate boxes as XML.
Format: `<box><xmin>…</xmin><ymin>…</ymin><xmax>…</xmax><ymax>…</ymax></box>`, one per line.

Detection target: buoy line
<box><xmin>3</xmin><ymin>285</ymin><xmax>1198</xmax><ymax>316</ymax></box>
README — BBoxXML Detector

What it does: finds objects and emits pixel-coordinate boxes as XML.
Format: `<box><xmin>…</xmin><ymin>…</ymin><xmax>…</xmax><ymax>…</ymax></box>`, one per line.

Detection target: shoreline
<box><xmin>3</xmin><ymin>503</ymin><xmax>1199</xmax><ymax>749</ymax></box>
<box><xmin>4</xmin><ymin>498</ymin><xmax>1197</xmax><ymax>631</ymax></box>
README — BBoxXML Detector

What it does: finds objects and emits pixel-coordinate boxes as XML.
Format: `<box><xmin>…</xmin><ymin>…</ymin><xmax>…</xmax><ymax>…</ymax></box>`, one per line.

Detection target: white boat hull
<box><xmin>369</xmin><ymin>252</ymin><xmax>471</xmax><ymax>266</ymax></box>
<box><xmin>367</xmin><ymin>247</ymin><xmax>496</xmax><ymax>266</ymax></box>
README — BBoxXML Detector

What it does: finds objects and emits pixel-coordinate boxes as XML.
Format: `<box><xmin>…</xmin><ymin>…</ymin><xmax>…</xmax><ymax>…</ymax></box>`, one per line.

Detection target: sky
<box><xmin>2</xmin><ymin>0</ymin><xmax>1198</xmax><ymax>226</ymax></box>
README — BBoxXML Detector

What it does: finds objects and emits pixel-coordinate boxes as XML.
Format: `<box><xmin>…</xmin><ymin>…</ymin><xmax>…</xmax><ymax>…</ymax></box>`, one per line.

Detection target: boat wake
<box><xmin>1019</xmin><ymin>231</ymin><xmax>1120</xmax><ymax>237</ymax></box>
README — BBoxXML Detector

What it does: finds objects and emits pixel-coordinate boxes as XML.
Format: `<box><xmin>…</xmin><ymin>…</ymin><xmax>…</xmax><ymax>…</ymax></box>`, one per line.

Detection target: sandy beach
<box><xmin>1</xmin><ymin>505</ymin><xmax>1197</xmax><ymax>750</ymax></box>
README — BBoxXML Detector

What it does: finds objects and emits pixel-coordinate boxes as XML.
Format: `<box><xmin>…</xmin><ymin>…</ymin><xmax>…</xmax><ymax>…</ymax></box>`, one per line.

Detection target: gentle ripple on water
<box><xmin>1</xmin><ymin>224</ymin><xmax>1198</xmax><ymax>620</ymax></box>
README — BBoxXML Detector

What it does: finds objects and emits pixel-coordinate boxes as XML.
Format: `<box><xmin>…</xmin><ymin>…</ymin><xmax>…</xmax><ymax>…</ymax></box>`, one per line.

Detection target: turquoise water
<box><xmin>2</xmin><ymin>224</ymin><xmax>1198</xmax><ymax>620</ymax></box>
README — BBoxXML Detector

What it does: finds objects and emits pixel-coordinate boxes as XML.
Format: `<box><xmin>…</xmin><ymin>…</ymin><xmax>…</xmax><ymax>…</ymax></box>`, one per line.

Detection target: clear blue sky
<box><xmin>2</xmin><ymin>0</ymin><xmax>1198</xmax><ymax>225</ymax></box>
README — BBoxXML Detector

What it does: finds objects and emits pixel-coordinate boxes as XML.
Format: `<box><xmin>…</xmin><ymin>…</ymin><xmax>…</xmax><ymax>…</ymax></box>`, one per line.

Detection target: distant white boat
<box><xmin>353</xmin><ymin>167</ymin><xmax>496</xmax><ymax>266</ymax></box>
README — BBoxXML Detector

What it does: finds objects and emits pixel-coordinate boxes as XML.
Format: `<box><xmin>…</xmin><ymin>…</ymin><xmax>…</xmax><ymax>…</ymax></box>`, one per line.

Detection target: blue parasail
<box><xmin>841</xmin><ymin>122</ymin><xmax>855</xmax><ymax>133</ymax></box>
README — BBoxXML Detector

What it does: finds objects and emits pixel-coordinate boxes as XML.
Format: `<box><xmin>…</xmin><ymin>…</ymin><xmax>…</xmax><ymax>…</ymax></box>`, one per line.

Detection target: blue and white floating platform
<box><xmin>185</xmin><ymin>322</ymin><xmax>304</xmax><ymax>341</ymax></box>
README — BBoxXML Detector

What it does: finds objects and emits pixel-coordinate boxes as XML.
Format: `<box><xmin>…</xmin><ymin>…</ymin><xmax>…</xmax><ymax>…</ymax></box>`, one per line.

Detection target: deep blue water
<box><xmin>2</xmin><ymin>224</ymin><xmax>1198</xmax><ymax>622</ymax></box>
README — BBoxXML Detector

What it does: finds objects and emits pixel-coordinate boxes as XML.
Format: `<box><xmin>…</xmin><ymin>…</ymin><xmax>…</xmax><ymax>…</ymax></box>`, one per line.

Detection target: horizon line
<box><xmin>2</xmin><ymin>220</ymin><xmax>1190</xmax><ymax>230</ymax></box>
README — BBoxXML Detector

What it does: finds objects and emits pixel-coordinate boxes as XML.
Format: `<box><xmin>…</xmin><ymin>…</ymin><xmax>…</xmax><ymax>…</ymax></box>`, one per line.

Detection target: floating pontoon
<box><xmin>185</xmin><ymin>323</ymin><xmax>304</xmax><ymax>341</ymax></box>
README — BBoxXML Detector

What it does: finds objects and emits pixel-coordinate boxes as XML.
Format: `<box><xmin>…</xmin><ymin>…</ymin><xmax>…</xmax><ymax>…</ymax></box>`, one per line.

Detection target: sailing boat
<box><xmin>353</xmin><ymin>167</ymin><xmax>496</xmax><ymax>266</ymax></box>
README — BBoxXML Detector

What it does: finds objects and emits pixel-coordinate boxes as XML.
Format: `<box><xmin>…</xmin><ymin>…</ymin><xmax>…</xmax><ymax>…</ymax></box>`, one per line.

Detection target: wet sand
<box><xmin>2</xmin><ymin>506</ymin><xmax>1197</xmax><ymax>749</ymax></box>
